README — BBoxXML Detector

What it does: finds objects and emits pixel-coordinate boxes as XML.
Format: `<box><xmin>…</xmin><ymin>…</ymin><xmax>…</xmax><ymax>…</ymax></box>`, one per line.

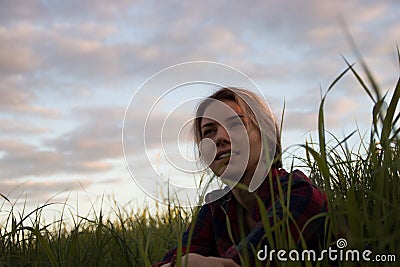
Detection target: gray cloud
<box><xmin>0</xmin><ymin>0</ymin><xmax>46</xmax><ymax>25</ymax></box>
<box><xmin>0</xmin><ymin>105</ymin><xmax>123</xmax><ymax>180</ymax></box>
<box><xmin>0</xmin><ymin>1</ymin><xmax>397</xmax><ymax>92</ymax></box>
<box><xmin>282</xmin><ymin>89</ymin><xmax>372</xmax><ymax>135</ymax></box>
<box><xmin>0</xmin><ymin>138</ymin><xmax>64</xmax><ymax>179</ymax></box>
<box><xmin>0</xmin><ymin>178</ymin><xmax>95</xmax><ymax>203</ymax></box>
<box><xmin>0</xmin><ymin>136</ymin><xmax>116</xmax><ymax>180</ymax></box>
<box><xmin>0</xmin><ymin>118</ymin><xmax>49</xmax><ymax>135</ymax></box>
<box><xmin>0</xmin><ymin>97</ymin><xmax>197</xmax><ymax>181</ymax></box>
<box><xmin>0</xmin><ymin>77</ymin><xmax>60</xmax><ymax>118</ymax></box>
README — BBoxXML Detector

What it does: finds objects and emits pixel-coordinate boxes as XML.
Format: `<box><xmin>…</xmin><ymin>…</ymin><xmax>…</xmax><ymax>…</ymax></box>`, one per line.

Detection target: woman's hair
<box><xmin>193</xmin><ymin>87</ymin><xmax>282</xmax><ymax>169</ymax></box>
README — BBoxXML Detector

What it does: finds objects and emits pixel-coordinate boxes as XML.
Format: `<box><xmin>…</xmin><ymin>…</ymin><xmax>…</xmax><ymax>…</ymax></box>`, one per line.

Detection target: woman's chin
<box><xmin>219</xmin><ymin>168</ymin><xmax>245</xmax><ymax>184</ymax></box>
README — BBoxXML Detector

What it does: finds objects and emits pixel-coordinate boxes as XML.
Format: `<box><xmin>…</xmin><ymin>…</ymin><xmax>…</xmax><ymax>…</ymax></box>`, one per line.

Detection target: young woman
<box><xmin>153</xmin><ymin>88</ymin><xmax>328</xmax><ymax>267</ymax></box>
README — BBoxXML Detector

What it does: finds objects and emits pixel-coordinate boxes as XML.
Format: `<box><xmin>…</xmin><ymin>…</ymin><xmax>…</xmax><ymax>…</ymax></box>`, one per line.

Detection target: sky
<box><xmin>0</xmin><ymin>0</ymin><xmax>399</xmax><ymax>220</ymax></box>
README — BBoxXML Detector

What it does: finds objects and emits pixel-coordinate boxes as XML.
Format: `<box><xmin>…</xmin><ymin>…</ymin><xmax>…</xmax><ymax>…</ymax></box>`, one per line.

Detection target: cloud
<box><xmin>0</xmin><ymin>178</ymin><xmax>94</xmax><ymax>202</ymax></box>
<box><xmin>0</xmin><ymin>105</ymin><xmax>125</xmax><ymax>180</ymax></box>
<box><xmin>0</xmin><ymin>77</ymin><xmax>60</xmax><ymax>118</ymax></box>
<box><xmin>0</xmin><ymin>101</ymin><xmax>194</xmax><ymax>180</ymax></box>
<box><xmin>0</xmin><ymin>118</ymin><xmax>49</xmax><ymax>135</ymax></box>
<box><xmin>42</xmin><ymin>107</ymin><xmax>125</xmax><ymax>173</ymax></box>
<box><xmin>0</xmin><ymin>21</ymin><xmax>158</xmax><ymax>87</ymax></box>
<box><xmin>283</xmin><ymin>111</ymin><xmax>318</xmax><ymax>132</ymax></box>
<box><xmin>0</xmin><ymin>0</ymin><xmax>45</xmax><ymax>25</ymax></box>
<box><xmin>52</xmin><ymin>21</ymin><xmax>117</xmax><ymax>40</ymax></box>
<box><xmin>0</xmin><ymin>23</ymin><xmax>42</xmax><ymax>74</ymax></box>
<box><xmin>0</xmin><ymin>0</ymin><xmax>133</xmax><ymax>25</ymax></box>
<box><xmin>0</xmin><ymin>43</ymin><xmax>38</xmax><ymax>74</ymax></box>
<box><xmin>1</xmin><ymin>0</ymin><xmax>397</xmax><ymax>94</ymax></box>
<box><xmin>282</xmin><ymin>87</ymin><xmax>370</xmax><ymax>132</ymax></box>
<box><xmin>0</xmin><ymin>82</ymin><xmax>34</xmax><ymax>110</ymax></box>
<box><xmin>0</xmin><ymin>138</ymin><xmax>63</xmax><ymax>179</ymax></box>
<box><xmin>0</xmin><ymin>135</ymin><xmax>119</xmax><ymax>180</ymax></box>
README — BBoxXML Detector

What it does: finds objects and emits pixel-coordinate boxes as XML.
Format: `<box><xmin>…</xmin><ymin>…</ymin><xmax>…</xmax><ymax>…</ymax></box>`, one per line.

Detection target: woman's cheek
<box><xmin>199</xmin><ymin>138</ymin><xmax>217</xmax><ymax>167</ymax></box>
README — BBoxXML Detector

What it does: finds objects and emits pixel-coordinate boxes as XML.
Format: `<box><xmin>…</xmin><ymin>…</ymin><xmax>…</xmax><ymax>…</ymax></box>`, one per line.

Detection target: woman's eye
<box><xmin>228</xmin><ymin>121</ymin><xmax>243</xmax><ymax>128</ymax></box>
<box><xmin>203</xmin><ymin>129</ymin><xmax>214</xmax><ymax>137</ymax></box>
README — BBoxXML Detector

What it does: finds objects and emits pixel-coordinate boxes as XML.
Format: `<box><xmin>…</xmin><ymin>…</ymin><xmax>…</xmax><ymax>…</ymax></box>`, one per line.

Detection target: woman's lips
<box><xmin>214</xmin><ymin>150</ymin><xmax>240</xmax><ymax>161</ymax></box>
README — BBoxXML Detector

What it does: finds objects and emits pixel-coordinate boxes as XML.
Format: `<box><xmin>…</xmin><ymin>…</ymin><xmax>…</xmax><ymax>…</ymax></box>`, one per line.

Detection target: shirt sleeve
<box><xmin>152</xmin><ymin>204</ymin><xmax>218</xmax><ymax>266</ymax></box>
<box><xmin>221</xmin><ymin>174</ymin><xmax>327</xmax><ymax>265</ymax></box>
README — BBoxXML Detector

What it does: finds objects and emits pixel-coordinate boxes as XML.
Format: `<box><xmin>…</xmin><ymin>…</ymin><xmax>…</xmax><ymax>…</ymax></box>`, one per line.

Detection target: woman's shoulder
<box><xmin>273</xmin><ymin>168</ymin><xmax>323</xmax><ymax>194</ymax></box>
<box><xmin>188</xmin><ymin>187</ymin><xmax>232</xmax><ymax>219</ymax></box>
<box><xmin>277</xmin><ymin>168</ymin><xmax>327</xmax><ymax>203</ymax></box>
<box><xmin>277</xmin><ymin>168</ymin><xmax>312</xmax><ymax>184</ymax></box>
<box><xmin>204</xmin><ymin>186</ymin><xmax>231</xmax><ymax>205</ymax></box>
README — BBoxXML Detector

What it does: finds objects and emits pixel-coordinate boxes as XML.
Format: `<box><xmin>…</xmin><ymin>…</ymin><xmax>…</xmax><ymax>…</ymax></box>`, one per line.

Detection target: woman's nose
<box><xmin>215</xmin><ymin>126</ymin><xmax>230</xmax><ymax>147</ymax></box>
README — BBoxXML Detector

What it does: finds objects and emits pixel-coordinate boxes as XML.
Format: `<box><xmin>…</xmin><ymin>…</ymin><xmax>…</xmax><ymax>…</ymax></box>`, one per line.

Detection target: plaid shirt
<box><xmin>154</xmin><ymin>168</ymin><xmax>328</xmax><ymax>266</ymax></box>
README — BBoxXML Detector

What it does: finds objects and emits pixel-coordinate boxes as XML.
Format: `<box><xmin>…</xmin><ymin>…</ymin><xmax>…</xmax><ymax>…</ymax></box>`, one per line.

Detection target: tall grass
<box><xmin>1</xmin><ymin>49</ymin><xmax>399</xmax><ymax>266</ymax></box>
<box><xmin>0</xmin><ymin>198</ymin><xmax>191</xmax><ymax>266</ymax></box>
<box><xmin>300</xmin><ymin>47</ymin><xmax>399</xmax><ymax>266</ymax></box>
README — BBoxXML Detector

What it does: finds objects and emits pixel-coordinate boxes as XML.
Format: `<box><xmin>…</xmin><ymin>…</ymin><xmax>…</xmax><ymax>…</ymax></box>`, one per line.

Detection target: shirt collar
<box><xmin>225</xmin><ymin>167</ymin><xmax>284</xmax><ymax>211</ymax></box>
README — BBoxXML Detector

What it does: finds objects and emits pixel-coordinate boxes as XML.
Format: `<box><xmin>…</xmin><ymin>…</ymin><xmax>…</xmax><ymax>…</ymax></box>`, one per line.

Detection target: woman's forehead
<box><xmin>200</xmin><ymin>100</ymin><xmax>245</xmax><ymax>127</ymax></box>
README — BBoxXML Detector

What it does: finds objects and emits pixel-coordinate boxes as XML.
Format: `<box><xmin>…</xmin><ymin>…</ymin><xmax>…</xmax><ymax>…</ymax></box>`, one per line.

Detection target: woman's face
<box><xmin>199</xmin><ymin>100</ymin><xmax>262</xmax><ymax>183</ymax></box>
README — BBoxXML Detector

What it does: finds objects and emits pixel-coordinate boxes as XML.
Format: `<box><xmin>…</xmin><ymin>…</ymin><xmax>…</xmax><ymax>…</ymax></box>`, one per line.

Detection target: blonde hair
<box><xmin>193</xmin><ymin>87</ymin><xmax>282</xmax><ymax>169</ymax></box>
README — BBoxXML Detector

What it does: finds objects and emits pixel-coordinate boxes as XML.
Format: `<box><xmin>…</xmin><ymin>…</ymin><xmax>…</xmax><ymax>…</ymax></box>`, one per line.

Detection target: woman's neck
<box><xmin>232</xmin><ymin>186</ymin><xmax>256</xmax><ymax>214</ymax></box>
<box><xmin>231</xmin><ymin>166</ymin><xmax>270</xmax><ymax>215</ymax></box>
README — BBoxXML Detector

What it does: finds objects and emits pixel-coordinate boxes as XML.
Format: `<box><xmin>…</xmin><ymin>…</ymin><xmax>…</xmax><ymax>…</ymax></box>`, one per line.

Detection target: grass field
<box><xmin>1</xmin><ymin>50</ymin><xmax>399</xmax><ymax>266</ymax></box>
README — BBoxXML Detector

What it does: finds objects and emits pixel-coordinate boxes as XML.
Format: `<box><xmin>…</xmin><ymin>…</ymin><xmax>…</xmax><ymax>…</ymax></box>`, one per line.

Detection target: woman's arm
<box><xmin>154</xmin><ymin>204</ymin><xmax>218</xmax><ymax>266</ymax></box>
<box><xmin>162</xmin><ymin>253</ymin><xmax>240</xmax><ymax>267</ymax></box>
